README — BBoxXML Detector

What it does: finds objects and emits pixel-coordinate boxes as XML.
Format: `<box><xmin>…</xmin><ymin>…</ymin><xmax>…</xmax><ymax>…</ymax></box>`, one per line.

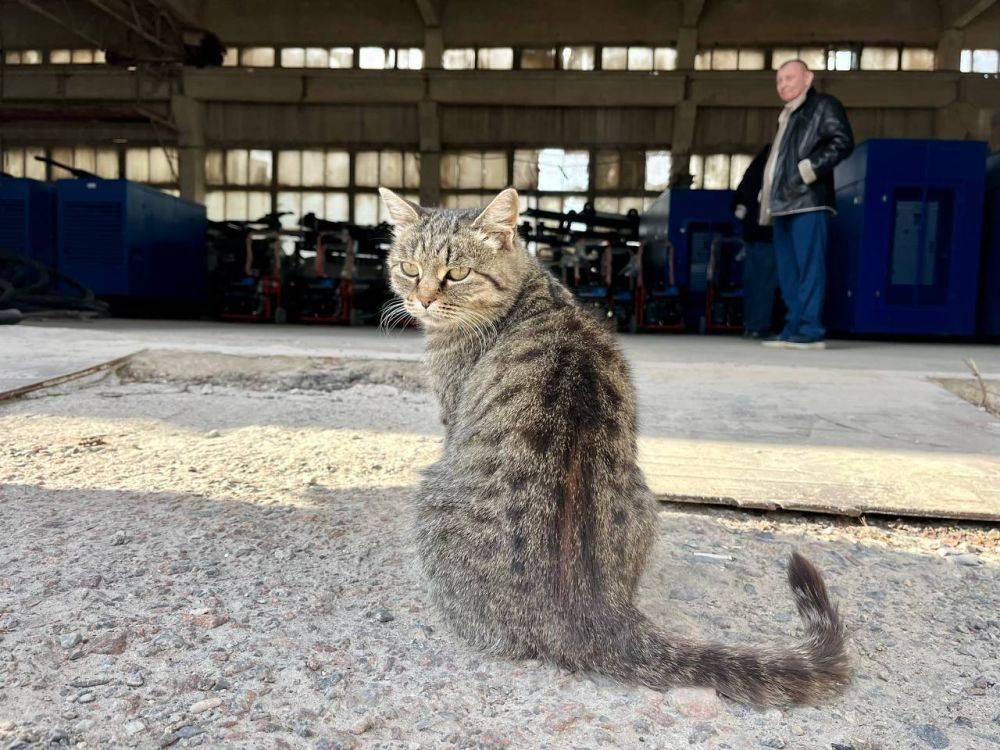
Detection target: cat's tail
<box><xmin>572</xmin><ymin>552</ymin><xmax>851</xmax><ymax>706</ymax></box>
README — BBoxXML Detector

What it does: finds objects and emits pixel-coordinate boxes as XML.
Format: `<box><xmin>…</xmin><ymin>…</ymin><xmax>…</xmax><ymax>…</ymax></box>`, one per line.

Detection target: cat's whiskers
<box><xmin>379</xmin><ymin>300</ymin><xmax>414</xmax><ymax>334</ymax></box>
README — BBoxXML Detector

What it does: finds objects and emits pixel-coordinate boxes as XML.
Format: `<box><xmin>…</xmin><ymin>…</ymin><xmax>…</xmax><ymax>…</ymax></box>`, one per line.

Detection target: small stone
<box><xmin>761</xmin><ymin>739</ymin><xmax>786</xmax><ymax>749</ymax></box>
<box><xmin>951</xmin><ymin>554</ymin><xmax>982</xmax><ymax>567</ymax></box>
<box><xmin>73</xmin><ymin>720</ymin><xmax>96</xmax><ymax>733</ymax></box>
<box><xmin>744</xmin><ymin>583</ymin><xmax>758</xmax><ymax>595</ymax></box>
<box><xmin>0</xmin><ymin>720</ymin><xmax>13</xmax><ymax>732</ymax></box>
<box><xmin>670</xmin><ymin>688</ymin><xmax>720</xmax><ymax>719</ymax></box>
<box><xmin>915</xmin><ymin>724</ymin><xmax>949</xmax><ymax>748</ymax></box>
<box><xmin>111</xmin><ymin>531</ymin><xmax>129</xmax><ymax>546</ymax></box>
<box><xmin>351</xmin><ymin>716</ymin><xmax>374</xmax><ymax>735</ymax></box>
<box><xmin>205</xmin><ymin>430</ymin><xmax>220</xmax><ymax>438</ymax></box>
<box><xmin>76</xmin><ymin>692</ymin><xmax>95</xmax><ymax>704</ymax></box>
<box><xmin>125</xmin><ymin>720</ymin><xmax>146</xmax><ymax>736</ymax></box>
<box><xmin>59</xmin><ymin>632</ymin><xmax>82</xmax><ymax>649</ymax></box>
<box><xmin>374</xmin><ymin>608</ymin><xmax>394</xmax><ymax>623</ymax></box>
<box><xmin>125</xmin><ymin>672</ymin><xmax>144</xmax><ymax>687</ymax></box>
<box><xmin>70</xmin><ymin>676</ymin><xmax>112</xmax><ymax>688</ymax></box>
<box><xmin>189</xmin><ymin>613</ymin><xmax>229</xmax><ymax>629</ymax></box>
<box><xmin>90</xmin><ymin>630</ymin><xmax>128</xmax><ymax>655</ymax></box>
<box><xmin>47</xmin><ymin>728</ymin><xmax>70</xmax><ymax>745</ymax></box>
<box><xmin>160</xmin><ymin>725</ymin><xmax>203</xmax><ymax>747</ymax></box>
<box><xmin>190</xmin><ymin>697</ymin><xmax>222</xmax><ymax>714</ymax></box>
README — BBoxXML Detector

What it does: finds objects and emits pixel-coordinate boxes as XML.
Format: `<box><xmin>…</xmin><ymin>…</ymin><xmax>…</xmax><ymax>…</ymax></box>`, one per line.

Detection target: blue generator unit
<box><xmin>0</xmin><ymin>175</ymin><xmax>57</xmax><ymax>268</ymax></box>
<box><xmin>639</xmin><ymin>188</ymin><xmax>739</xmax><ymax>331</ymax></box>
<box><xmin>828</xmin><ymin>139</ymin><xmax>987</xmax><ymax>336</ymax></box>
<box><xmin>56</xmin><ymin>178</ymin><xmax>208</xmax><ymax>309</ymax></box>
<box><xmin>981</xmin><ymin>153</ymin><xmax>1000</xmax><ymax>337</ymax></box>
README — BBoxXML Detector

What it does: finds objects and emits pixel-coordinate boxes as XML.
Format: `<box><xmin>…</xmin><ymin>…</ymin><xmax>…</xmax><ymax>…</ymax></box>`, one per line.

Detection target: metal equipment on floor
<box><xmin>210</xmin><ymin>212</ymin><xmax>294</xmax><ymax>323</ymax></box>
<box><xmin>289</xmin><ymin>214</ymin><xmax>393</xmax><ymax>325</ymax></box>
<box><xmin>638</xmin><ymin>188</ymin><xmax>741</xmax><ymax>332</ymax></box>
<box><xmin>520</xmin><ymin>203</ymin><xmax>640</xmax><ymax>330</ymax></box>
<box><xmin>981</xmin><ymin>152</ymin><xmax>1000</xmax><ymax>337</ymax></box>
<box><xmin>828</xmin><ymin>139</ymin><xmax>988</xmax><ymax>336</ymax></box>
<box><xmin>49</xmin><ymin>160</ymin><xmax>208</xmax><ymax>315</ymax></box>
<box><xmin>0</xmin><ymin>175</ymin><xmax>56</xmax><ymax>269</ymax></box>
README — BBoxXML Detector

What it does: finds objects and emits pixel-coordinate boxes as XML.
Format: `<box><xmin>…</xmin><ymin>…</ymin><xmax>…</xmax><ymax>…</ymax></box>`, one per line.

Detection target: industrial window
<box><xmin>240</xmin><ymin>47</ymin><xmax>275</xmax><ymax>67</ymax></box>
<box><xmin>602</xmin><ymin>46</ymin><xmax>677</xmax><ymax>71</ymax></box>
<box><xmin>4</xmin><ymin>50</ymin><xmax>43</xmax><ymax>64</ymax></box>
<box><xmin>396</xmin><ymin>48</ymin><xmax>424</xmax><ymax>70</ymax></box>
<box><xmin>277</xmin><ymin>150</ymin><xmax>350</xmax><ymax>187</ymax></box>
<box><xmin>222</xmin><ymin>47</ymin><xmax>238</xmax><ymax>66</ymax></box>
<box><xmin>49</xmin><ymin>50</ymin><xmax>72</xmax><ymax>64</ymax></box>
<box><xmin>48</xmin><ymin>147</ymin><xmax>119</xmax><ymax>179</ymax></box>
<box><xmin>594</xmin><ymin>150</ymin><xmax>621</xmax><ymax>190</ymax></box>
<box><xmin>477</xmin><ymin>48</ymin><xmax>514</xmax><ymax>70</ymax></box>
<box><xmin>826</xmin><ymin>48</ymin><xmax>857</xmax><ymax>71</ymax></box>
<box><xmin>771</xmin><ymin>47</ymin><xmax>826</xmax><ymax>71</ymax></box>
<box><xmin>694</xmin><ymin>49</ymin><xmax>763</xmax><ymax>70</ymax></box>
<box><xmin>531</xmin><ymin>149</ymin><xmax>589</xmax><ymax>191</ymax></box>
<box><xmin>440</xmin><ymin>151</ymin><xmax>508</xmax><ymax>189</ymax></box>
<box><xmin>689</xmin><ymin>153</ymin><xmax>753</xmax><ymax>190</ymax></box>
<box><xmin>593</xmin><ymin>196</ymin><xmax>651</xmax><ymax>214</ymax></box>
<box><xmin>520</xmin><ymin>48</ymin><xmax>557</xmax><ymax>69</ymax></box>
<box><xmin>1</xmin><ymin>147</ymin><xmax>47</xmax><ymax>180</ymax></box>
<box><xmin>125</xmin><ymin>147</ymin><xmax>178</xmax><ymax>185</ymax></box>
<box><xmin>281</xmin><ymin>48</ymin><xmax>321</xmax><ymax>68</ymax></box>
<box><xmin>644</xmin><ymin>151</ymin><xmax>672</xmax><ymax>191</ymax></box>
<box><xmin>359</xmin><ymin>47</ymin><xmax>400</xmax><ymax>70</ymax></box>
<box><xmin>860</xmin><ymin>47</ymin><xmax>900</xmax><ymax>71</ymax></box>
<box><xmin>901</xmin><ymin>48</ymin><xmax>935</xmax><ymax>71</ymax></box>
<box><xmin>443</xmin><ymin>49</ymin><xmax>476</xmax><ymax>70</ymax></box>
<box><xmin>354</xmin><ymin>151</ymin><xmax>420</xmax><ymax>189</ymax></box>
<box><xmin>206</xmin><ymin>149</ymin><xmax>418</xmax><ymax>223</ymax></box>
<box><xmin>961</xmin><ymin>49</ymin><xmax>1000</xmax><ymax>74</ymax></box>
<box><xmin>560</xmin><ymin>46</ymin><xmax>595</xmax><ymax>71</ymax></box>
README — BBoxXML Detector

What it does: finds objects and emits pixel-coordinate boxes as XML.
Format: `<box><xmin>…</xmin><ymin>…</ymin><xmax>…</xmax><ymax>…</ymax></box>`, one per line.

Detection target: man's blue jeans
<box><xmin>772</xmin><ymin>211</ymin><xmax>828</xmax><ymax>341</ymax></box>
<box><xmin>742</xmin><ymin>241</ymin><xmax>777</xmax><ymax>335</ymax></box>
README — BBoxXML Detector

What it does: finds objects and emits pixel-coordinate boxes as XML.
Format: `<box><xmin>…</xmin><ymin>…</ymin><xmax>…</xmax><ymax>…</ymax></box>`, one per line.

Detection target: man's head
<box><xmin>776</xmin><ymin>60</ymin><xmax>814</xmax><ymax>103</ymax></box>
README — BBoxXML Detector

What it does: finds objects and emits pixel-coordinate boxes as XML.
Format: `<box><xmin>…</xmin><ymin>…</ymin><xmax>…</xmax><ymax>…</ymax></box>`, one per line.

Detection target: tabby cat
<box><xmin>378</xmin><ymin>186</ymin><xmax>850</xmax><ymax>706</ymax></box>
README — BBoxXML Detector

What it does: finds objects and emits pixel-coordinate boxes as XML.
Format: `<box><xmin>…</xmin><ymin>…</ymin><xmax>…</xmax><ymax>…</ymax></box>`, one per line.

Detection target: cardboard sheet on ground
<box><xmin>633</xmin><ymin>362</ymin><xmax>1000</xmax><ymax>522</ymax></box>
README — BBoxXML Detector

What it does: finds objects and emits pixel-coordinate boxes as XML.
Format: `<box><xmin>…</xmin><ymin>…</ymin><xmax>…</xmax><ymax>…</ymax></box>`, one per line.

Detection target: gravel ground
<box><xmin>1</xmin><ymin>351</ymin><xmax>998</xmax><ymax>750</ymax></box>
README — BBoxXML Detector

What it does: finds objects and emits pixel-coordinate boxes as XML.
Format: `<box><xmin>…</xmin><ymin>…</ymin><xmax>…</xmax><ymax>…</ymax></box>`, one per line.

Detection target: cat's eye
<box><xmin>446</xmin><ymin>267</ymin><xmax>471</xmax><ymax>282</ymax></box>
<box><xmin>399</xmin><ymin>261</ymin><xmax>420</xmax><ymax>277</ymax></box>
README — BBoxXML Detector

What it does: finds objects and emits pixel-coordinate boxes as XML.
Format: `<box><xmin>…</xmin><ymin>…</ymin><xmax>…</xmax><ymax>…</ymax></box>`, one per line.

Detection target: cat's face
<box><xmin>379</xmin><ymin>188</ymin><xmax>524</xmax><ymax>331</ymax></box>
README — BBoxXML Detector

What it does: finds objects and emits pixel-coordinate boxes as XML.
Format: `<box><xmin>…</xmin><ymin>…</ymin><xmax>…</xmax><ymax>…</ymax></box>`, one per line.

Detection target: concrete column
<box><xmin>418</xmin><ymin>99</ymin><xmax>441</xmax><ymax>205</ymax></box>
<box><xmin>676</xmin><ymin>27</ymin><xmax>699</xmax><ymax>70</ymax></box>
<box><xmin>936</xmin><ymin>29</ymin><xmax>964</xmax><ymax>72</ymax></box>
<box><xmin>170</xmin><ymin>94</ymin><xmax>205</xmax><ymax>203</ymax></box>
<box><xmin>669</xmin><ymin>100</ymin><xmax>698</xmax><ymax>187</ymax></box>
<box><xmin>424</xmin><ymin>26</ymin><xmax>443</xmax><ymax>70</ymax></box>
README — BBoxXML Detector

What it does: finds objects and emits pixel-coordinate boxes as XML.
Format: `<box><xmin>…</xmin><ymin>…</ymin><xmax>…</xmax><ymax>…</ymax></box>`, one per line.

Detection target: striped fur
<box><xmin>379</xmin><ymin>187</ymin><xmax>852</xmax><ymax>706</ymax></box>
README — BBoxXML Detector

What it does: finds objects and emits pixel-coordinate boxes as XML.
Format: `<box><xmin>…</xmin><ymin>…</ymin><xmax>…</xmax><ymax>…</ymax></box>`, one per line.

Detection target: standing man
<box><xmin>760</xmin><ymin>60</ymin><xmax>853</xmax><ymax>350</ymax></box>
<box><xmin>734</xmin><ymin>144</ymin><xmax>776</xmax><ymax>339</ymax></box>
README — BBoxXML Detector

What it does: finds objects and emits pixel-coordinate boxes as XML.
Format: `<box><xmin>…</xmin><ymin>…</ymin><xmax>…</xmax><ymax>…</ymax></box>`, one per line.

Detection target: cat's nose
<box><xmin>416</xmin><ymin>295</ymin><xmax>435</xmax><ymax>308</ymax></box>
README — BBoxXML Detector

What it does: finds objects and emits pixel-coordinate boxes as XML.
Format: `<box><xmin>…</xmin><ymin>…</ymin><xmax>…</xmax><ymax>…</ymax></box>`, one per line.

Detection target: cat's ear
<box><xmin>472</xmin><ymin>188</ymin><xmax>519</xmax><ymax>249</ymax></box>
<box><xmin>378</xmin><ymin>187</ymin><xmax>423</xmax><ymax>228</ymax></box>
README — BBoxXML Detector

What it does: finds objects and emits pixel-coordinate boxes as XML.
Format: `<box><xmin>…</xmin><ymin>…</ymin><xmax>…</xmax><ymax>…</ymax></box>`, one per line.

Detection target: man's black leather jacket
<box><xmin>771</xmin><ymin>86</ymin><xmax>854</xmax><ymax>216</ymax></box>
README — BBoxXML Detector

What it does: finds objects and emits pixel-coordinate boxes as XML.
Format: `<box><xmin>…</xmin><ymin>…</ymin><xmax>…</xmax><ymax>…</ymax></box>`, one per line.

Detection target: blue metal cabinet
<box><xmin>981</xmin><ymin>153</ymin><xmax>1000</xmax><ymax>336</ymax></box>
<box><xmin>55</xmin><ymin>179</ymin><xmax>208</xmax><ymax>303</ymax></box>
<box><xmin>829</xmin><ymin>139</ymin><xmax>987</xmax><ymax>336</ymax></box>
<box><xmin>0</xmin><ymin>176</ymin><xmax>57</xmax><ymax>269</ymax></box>
<box><xmin>640</xmin><ymin>188</ymin><xmax>739</xmax><ymax>330</ymax></box>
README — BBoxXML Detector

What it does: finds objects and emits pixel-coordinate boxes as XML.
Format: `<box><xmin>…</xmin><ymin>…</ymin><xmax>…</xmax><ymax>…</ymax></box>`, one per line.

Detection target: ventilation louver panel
<box><xmin>0</xmin><ymin>199</ymin><xmax>27</xmax><ymax>254</ymax></box>
<box><xmin>61</xmin><ymin>201</ymin><xmax>123</xmax><ymax>263</ymax></box>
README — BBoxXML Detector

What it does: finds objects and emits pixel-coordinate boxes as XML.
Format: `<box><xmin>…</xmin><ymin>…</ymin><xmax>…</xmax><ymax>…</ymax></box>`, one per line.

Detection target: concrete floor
<box><xmin>3</xmin><ymin>319</ymin><xmax>1000</xmax><ymax>520</ymax></box>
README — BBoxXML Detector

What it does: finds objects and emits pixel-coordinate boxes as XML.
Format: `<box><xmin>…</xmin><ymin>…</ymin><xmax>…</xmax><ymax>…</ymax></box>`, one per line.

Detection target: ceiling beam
<box><xmin>413</xmin><ymin>0</ymin><xmax>440</xmax><ymax>27</ymax></box>
<box><xmin>943</xmin><ymin>0</ymin><xmax>997</xmax><ymax>28</ymax></box>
